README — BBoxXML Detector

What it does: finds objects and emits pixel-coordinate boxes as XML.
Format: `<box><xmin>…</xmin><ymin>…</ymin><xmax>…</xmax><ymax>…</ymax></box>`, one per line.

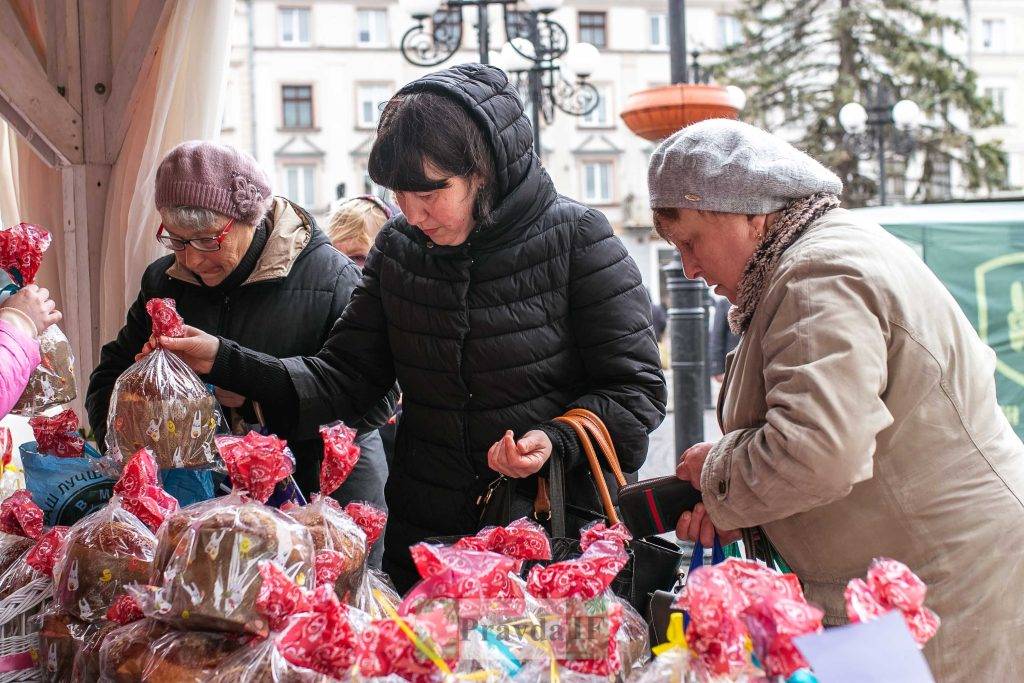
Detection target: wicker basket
<box><xmin>0</xmin><ymin>576</ymin><xmax>50</xmax><ymax>683</ymax></box>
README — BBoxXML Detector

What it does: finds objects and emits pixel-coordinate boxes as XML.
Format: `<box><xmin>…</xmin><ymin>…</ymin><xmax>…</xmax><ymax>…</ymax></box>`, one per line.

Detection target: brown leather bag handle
<box><xmin>554</xmin><ymin>409</ymin><xmax>625</xmax><ymax>526</ymax></box>
<box><xmin>563</xmin><ymin>408</ymin><xmax>628</xmax><ymax>487</ymax></box>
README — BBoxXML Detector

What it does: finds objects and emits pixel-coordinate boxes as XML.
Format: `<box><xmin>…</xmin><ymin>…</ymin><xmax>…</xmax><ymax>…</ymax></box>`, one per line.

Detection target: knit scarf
<box><xmin>728</xmin><ymin>192</ymin><xmax>842</xmax><ymax>335</ymax></box>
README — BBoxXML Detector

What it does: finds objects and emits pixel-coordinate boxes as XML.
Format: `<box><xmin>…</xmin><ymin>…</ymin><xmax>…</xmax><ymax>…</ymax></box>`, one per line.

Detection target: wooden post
<box><xmin>1</xmin><ymin>0</ymin><xmax>171</xmax><ymax>419</ymax></box>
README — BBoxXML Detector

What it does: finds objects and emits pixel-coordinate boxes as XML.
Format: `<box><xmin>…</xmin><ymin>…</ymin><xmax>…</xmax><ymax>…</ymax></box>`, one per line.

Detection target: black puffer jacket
<box><xmin>86</xmin><ymin>198</ymin><xmax>394</xmax><ymax>506</ymax></box>
<box><xmin>209</xmin><ymin>64</ymin><xmax>667</xmax><ymax>591</ymax></box>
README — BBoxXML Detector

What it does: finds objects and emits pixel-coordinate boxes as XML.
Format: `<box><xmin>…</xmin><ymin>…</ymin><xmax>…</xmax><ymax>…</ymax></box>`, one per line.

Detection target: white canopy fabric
<box><xmin>0</xmin><ymin>0</ymin><xmax>234</xmax><ymax>420</ymax></box>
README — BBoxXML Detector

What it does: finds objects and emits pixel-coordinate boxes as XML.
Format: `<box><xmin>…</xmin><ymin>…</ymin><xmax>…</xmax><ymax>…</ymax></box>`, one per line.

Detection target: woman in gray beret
<box><xmin>651</xmin><ymin>118</ymin><xmax>1024</xmax><ymax>680</ymax></box>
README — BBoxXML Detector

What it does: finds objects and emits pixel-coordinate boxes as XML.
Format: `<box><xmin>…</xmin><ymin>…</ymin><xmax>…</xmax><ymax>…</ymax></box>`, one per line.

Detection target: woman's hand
<box><xmin>676</xmin><ymin>502</ymin><xmax>742</xmax><ymax>547</ymax></box>
<box><xmin>135</xmin><ymin>325</ymin><xmax>219</xmax><ymax>374</ymax></box>
<box><xmin>675</xmin><ymin>440</ymin><xmax>741</xmax><ymax>546</ymax></box>
<box><xmin>0</xmin><ymin>285</ymin><xmax>61</xmax><ymax>335</ymax></box>
<box><xmin>487</xmin><ymin>429</ymin><xmax>553</xmax><ymax>478</ymax></box>
<box><xmin>676</xmin><ymin>441</ymin><xmax>715</xmax><ymax>491</ymax></box>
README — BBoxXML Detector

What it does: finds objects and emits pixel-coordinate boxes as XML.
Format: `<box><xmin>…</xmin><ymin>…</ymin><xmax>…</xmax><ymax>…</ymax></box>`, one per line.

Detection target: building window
<box><xmin>718</xmin><ymin>14</ymin><xmax>743</xmax><ymax>48</ymax></box>
<box><xmin>980</xmin><ymin>18</ymin><xmax>1007</xmax><ymax>51</ymax></box>
<box><xmin>578</xmin><ymin>12</ymin><xmax>607</xmax><ymax>49</ymax></box>
<box><xmin>282</xmin><ymin>85</ymin><xmax>313</xmax><ymax>128</ymax></box>
<box><xmin>649</xmin><ymin>13</ymin><xmax>668</xmax><ymax>50</ymax></box>
<box><xmin>284</xmin><ymin>164</ymin><xmax>316</xmax><ymax>207</ymax></box>
<box><xmin>579</xmin><ymin>85</ymin><xmax>613</xmax><ymax>128</ymax></box>
<box><xmin>357</xmin><ymin>8</ymin><xmax>389</xmax><ymax>47</ymax></box>
<box><xmin>984</xmin><ymin>86</ymin><xmax>1007</xmax><ymax>119</ymax></box>
<box><xmin>581</xmin><ymin>160</ymin><xmax>613</xmax><ymax>204</ymax></box>
<box><xmin>356</xmin><ymin>83</ymin><xmax>392</xmax><ymax>128</ymax></box>
<box><xmin>279</xmin><ymin>7</ymin><xmax>311</xmax><ymax>46</ymax></box>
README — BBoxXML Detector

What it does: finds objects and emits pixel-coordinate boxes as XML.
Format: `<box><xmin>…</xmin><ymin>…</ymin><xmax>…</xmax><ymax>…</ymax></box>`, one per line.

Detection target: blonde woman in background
<box><xmin>325</xmin><ymin>195</ymin><xmax>392</xmax><ymax>267</ymax></box>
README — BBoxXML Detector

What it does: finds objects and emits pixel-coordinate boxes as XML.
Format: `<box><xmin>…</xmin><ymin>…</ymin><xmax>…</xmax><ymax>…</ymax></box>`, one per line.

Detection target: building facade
<box><xmin>219</xmin><ymin>0</ymin><xmax>1023</xmax><ymax>303</ymax></box>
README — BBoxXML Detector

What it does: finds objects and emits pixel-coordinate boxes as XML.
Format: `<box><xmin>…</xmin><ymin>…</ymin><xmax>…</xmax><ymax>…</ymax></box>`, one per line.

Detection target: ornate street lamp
<box><xmin>839</xmin><ymin>84</ymin><xmax>921</xmax><ymax>205</ymax></box>
<box><xmin>399</xmin><ymin>0</ymin><xmax>600</xmax><ymax>160</ymax></box>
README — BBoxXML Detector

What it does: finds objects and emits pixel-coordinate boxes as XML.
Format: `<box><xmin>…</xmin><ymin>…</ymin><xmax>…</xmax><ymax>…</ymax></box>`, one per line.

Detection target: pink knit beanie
<box><xmin>155</xmin><ymin>140</ymin><xmax>272</xmax><ymax>224</ymax></box>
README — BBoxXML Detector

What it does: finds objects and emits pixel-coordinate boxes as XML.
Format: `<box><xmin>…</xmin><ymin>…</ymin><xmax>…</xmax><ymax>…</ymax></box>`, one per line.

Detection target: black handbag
<box><xmin>545</xmin><ymin>409</ymin><xmax>683</xmax><ymax>614</ymax></box>
<box><xmin>467</xmin><ymin>410</ymin><xmax>684</xmax><ymax>614</ymax></box>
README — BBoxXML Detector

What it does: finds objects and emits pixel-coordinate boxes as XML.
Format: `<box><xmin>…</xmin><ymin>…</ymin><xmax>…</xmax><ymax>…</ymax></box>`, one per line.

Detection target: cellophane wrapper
<box><xmin>0</xmin><ymin>532</ymin><xmax>33</xmax><ymax>578</ymax></box>
<box><xmin>204</xmin><ymin>634</ymin><xmax>337</xmax><ymax>683</ymax></box>
<box><xmin>70</xmin><ymin>620</ymin><xmax>120</xmax><ymax>681</ymax></box>
<box><xmin>104</xmin><ymin>348</ymin><xmax>222</xmax><ymax>472</ymax></box>
<box><xmin>37</xmin><ymin>606</ymin><xmax>91</xmax><ymax>683</ymax></box>
<box><xmin>98</xmin><ymin>618</ymin><xmax>248</xmax><ymax>682</ymax></box>
<box><xmin>142</xmin><ymin>490</ymin><xmax>315</xmax><ymax>636</ymax></box>
<box><xmin>288</xmin><ymin>495</ymin><xmax>367</xmax><ymax>604</ymax></box>
<box><xmin>52</xmin><ymin>496</ymin><xmax>156</xmax><ymax>621</ymax></box>
<box><xmin>628</xmin><ymin>648</ymin><xmax>694</xmax><ymax>683</ymax></box>
<box><xmin>11</xmin><ymin>323</ymin><xmax>78</xmax><ymax>416</ymax></box>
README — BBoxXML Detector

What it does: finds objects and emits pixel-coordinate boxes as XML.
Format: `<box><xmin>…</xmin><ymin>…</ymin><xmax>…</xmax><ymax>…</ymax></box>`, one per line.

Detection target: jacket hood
<box><xmin>396</xmin><ymin>63</ymin><xmax>557</xmax><ymax>250</ymax></box>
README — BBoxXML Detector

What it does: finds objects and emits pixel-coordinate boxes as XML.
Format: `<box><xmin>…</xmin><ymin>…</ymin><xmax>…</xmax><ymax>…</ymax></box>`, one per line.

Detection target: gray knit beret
<box><xmin>155</xmin><ymin>140</ymin><xmax>272</xmax><ymax>224</ymax></box>
<box><xmin>648</xmin><ymin>119</ymin><xmax>843</xmax><ymax>214</ymax></box>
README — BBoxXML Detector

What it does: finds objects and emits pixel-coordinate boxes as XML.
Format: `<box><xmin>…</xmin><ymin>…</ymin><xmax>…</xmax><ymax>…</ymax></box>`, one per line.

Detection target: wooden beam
<box><xmin>44</xmin><ymin>0</ymin><xmax>82</xmax><ymax>113</ymax></box>
<box><xmin>104</xmin><ymin>0</ymin><xmax>173</xmax><ymax>163</ymax></box>
<box><xmin>0</xmin><ymin>34</ymin><xmax>83</xmax><ymax>165</ymax></box>
<box><xmin>78</xmin><ymin>0</ymin><xmax>110</xmax><ymax>165</ymax></box>
<box><xmin>0</xmin><ymin>96</ymin><xmax>58</xmax><ymax>167</ymax></box>
<box><xmin>0</xmin><ymin>0</ymin><xmax>45</xmax><ymax>72</ymax></box>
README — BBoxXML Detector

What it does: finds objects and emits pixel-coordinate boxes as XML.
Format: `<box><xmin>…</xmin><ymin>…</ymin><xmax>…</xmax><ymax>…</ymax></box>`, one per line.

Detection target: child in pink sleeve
<box><xmin>0</xmin><ymin>285</ymin><xmax>61</xmax><ymax>417</ymax></box>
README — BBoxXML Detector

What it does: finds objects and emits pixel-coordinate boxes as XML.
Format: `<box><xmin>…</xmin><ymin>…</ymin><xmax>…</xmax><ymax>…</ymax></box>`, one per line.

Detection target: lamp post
<box><xmin>621</xmin><ymin>3</ymin><xmax>745</xmax><ymax>458</ymax></box>
<box><xmin>839</xmin><ymin>84</ymin><xmax>921</xmax><ymax>206</ymax></box>
<box><xmin>399</xmin><ymin>0</ymin><xmax>600</xmax><ymax>158</ymax></box>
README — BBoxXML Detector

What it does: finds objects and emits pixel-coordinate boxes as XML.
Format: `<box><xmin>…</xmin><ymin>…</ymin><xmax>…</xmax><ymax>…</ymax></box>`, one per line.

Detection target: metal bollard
<box><xmin>663</xmin><ymin>255</ymin><xmax>707</xmax><ymax>461</ymax></box>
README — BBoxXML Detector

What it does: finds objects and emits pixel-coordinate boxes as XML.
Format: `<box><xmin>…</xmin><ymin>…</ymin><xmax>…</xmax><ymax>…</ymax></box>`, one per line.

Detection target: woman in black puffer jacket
<box><xmin>156</xmin><ymin>64</ymin><xmax>667</xmax><ymax>591</ymax></box>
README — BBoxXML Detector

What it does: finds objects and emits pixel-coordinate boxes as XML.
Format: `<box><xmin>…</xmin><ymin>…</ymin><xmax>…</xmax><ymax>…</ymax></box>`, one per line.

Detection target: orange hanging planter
<box><xmin>621</xmin><ymin>83</ymin><xmax>739</xmax><ymax>142</ymax></box>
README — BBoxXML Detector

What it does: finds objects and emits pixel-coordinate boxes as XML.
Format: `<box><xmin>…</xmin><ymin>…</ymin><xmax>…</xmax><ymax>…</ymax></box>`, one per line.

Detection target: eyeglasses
<box><xmin>156</xmin><ymin>218</ymin><xmax>235</xmax><ymax>252</ymax></box>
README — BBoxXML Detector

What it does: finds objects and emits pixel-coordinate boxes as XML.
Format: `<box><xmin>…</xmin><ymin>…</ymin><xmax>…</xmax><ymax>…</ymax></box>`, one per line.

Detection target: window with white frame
<box><xmin>581</xmin><ymin>160</ymin><xmax>613</xmax><ymax>204</ymax></box>
<box><xmin>284</xmin><ymin>164</ymin><xmax>316</xmax><ymax>207</ymax></box>
<box><xmin>984</xmin><ymin>86</ymin><xmax>1008</xmax><ymax>119</ymax></box>
<box><xmin>356</xmin><ymin>83</ymin><xmax>393</xmax><ymax>128</ymax></box>
<box><xmin>357</xmin><ymin>9</ymin><xmax>389</xmax><ymax>47</ymax></box>
<box><xmin>718</xmin><ymin>14</ymin><xmax>743</xmax><ymax>48</ymax></box>
<box><xmin>649</xmin><ymin>13</ymin><xmax>668</xmax><ymax>50</ymax></box>
<box><xmin>279</xmin><ymin>7</ymin><xmax>311</xmax><ymax>46</ymax></box>
<box><xmin>579</xmin><ymin>85</ymin><xmax>613</xmax><ymax>128</ymax></box>
<box><xmin>981</xmin><ymin>18</ymin><xmax>1007</xmax><ymax>51</ymax></box>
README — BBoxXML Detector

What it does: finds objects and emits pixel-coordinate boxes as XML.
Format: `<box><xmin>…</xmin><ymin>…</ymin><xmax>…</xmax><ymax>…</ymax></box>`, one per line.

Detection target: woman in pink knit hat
<box><xmin>85</xmin><ymin>140</ymin><xmax>394</xmax><ymax>560</ymax></box>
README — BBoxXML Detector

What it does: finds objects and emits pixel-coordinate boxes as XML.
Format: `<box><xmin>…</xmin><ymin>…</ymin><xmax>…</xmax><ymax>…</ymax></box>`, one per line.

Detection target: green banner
<box><xmin>882</xmin><ymin>218</ymin><xmax>1024</xmax><ymax>437</ymax></box>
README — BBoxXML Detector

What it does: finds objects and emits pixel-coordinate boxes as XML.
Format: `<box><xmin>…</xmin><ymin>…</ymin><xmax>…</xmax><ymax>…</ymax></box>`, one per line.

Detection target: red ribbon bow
<box><xmin>255</xmin><ymin>561</ymin><xmax>358</xmax><ymax>674</ymax></box>
<box><xmin>0</xmin><ymin>490</ymin><xmax>44</xmax><ymax>539</ymax></box>
<box><xmin>405</xmin><ymin>544</ymin><xmax>523</xmax><ymax>607</ymax></box>
<box><xmin>107</xmin><ymin>593</ymin><xmax>145</xmax><ymax>625</ymax></box>
<box><xmin>320</xmin><ymin>422</ymin><xmax>361</xmax><ymax>497</ymax></box>
<box><xmin>256</xmin><ymin>561</ymin><xmax>313</xmax><ymax>632</ymax></box>
<box><xmin>112</xmin><ymin>448</ymin><xmax>179</xmax><ymax>532</ymax></box>
<box><xmin>216</xmin><ymin>432</ymin><xmax>294</xmax><ymax>504</ymax></box>
<box><xmin>315</xmin><ymin>549</ymin><xmax>347</xmax><ymax>588</ymax></box>
<box><xmin>0</xmin><ymin>222</ymin><xmax>51</xmax><ymax>285</ymax></box>
<box><xmin>145</xmin><ymin>298</ymin><xmax>185</xmax><ymax>339</ymax></box>
<box><xmin>343</xmin><ymin>502</ymin><xmax>387</xmax><ymax>547</ymax></box>
<box><xmin>277</xmin><ymin>585</ymin><xmax>358</xmax><ymax>674</ymax></box>
<box><xmin>29</xmin><ymin>409</ymin><xmax>85</xmax><ymax>458</ymax></box>
<box><xmin>25</xmin><ymin>525</ymin><xmax>69</xmax><ymax>577</ymax></box>
<box><xmin>845</xmin><ymin>558</ymin><xmax>940</xmax><ymax>647</ymax></box>
<box><xmin>452</xmin><ymin>517</ymin><xmax>552</xmax><ymax>561</ymax></box>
